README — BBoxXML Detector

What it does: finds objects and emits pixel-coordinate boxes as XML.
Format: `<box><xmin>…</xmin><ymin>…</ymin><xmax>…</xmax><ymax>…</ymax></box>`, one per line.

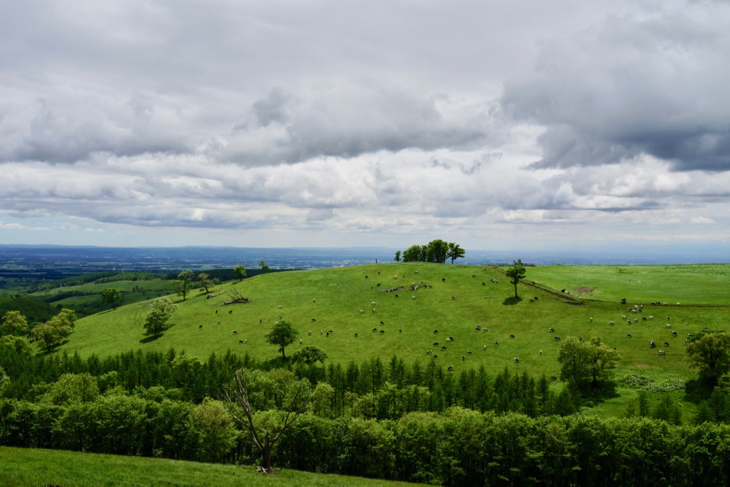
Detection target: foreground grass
<box><xmin>0</xmin><ymin>447</ymin><xmax>416</xmax><ymax>486</ymax></box>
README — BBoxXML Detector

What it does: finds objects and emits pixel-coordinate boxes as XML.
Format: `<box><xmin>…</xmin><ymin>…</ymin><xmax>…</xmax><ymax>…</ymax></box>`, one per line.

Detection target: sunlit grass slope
<box><xmin>60</xmin><ymin>263</ymin><xmax>730</xmax><ymax>381</ymax></box>
<box><xmin>528</xmin><ymin>264</ymin><xmax>730</xmax><ymax>304</ymax></box>
<box><xmin>0</xmin><ymin>446</ymin><xmax>416</xmax><ymax>486</ymax></box>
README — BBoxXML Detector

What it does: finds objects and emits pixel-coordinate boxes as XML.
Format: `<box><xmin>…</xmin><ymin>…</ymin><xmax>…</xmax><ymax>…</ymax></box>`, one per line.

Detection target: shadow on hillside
<box><xmin>502</xmin><ymin>297</ymin><xmax>523</xmax><ymax>306</ymax></box>
<box><xmin>139</xmin><ymin>335</ymin><xmax>163</xmax><ymax>344</ymax></box>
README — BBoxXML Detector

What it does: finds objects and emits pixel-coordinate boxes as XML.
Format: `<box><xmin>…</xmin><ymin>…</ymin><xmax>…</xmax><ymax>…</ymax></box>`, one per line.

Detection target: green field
<box><xmin>59</xmin><ymin>263</ymin><xmax>729</xmax><ymax>387</ymax></box>
<box><xmin>528</xmin><ymin>264</ymin><xmax>730</xmax><ymax>304</ymax></box>
<box><xmin>0</xmin><ymin>447</ymin><xmax>415</xmax><ymax>486</ymax></box>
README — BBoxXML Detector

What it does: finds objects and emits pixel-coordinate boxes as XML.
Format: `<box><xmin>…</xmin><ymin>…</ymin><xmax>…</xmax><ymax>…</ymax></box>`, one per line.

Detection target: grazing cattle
<box><xmin>427</xmin><ymin>350</ymin><xmax>432</xmax><ymax>355</ymax></box>
<box><xmin>365</xmin><ymin>276</ymin><xmax>368</xmax><ymax>279</ymax></box>
<box><xmin>308</xmin><ymin>331</ymin><xmax>312</xmax><ymax>336</ymax></box>
<box><xmin>534</xmin><ymin>297</ymin><xmax>538</xmax><ymax>301</ymax></box>
<box><xmin>434</xmin><ymin>355</ymin><xmax>439</xmax><ymax>358</ymax></box>
<box><xmin>360</xmin><ymin>310</ymin><xmax>365</xmax><ymax>314</ymax></box>
<box><xmin>634</xmin><ymin>318</ymin><xmax>639</xmax><ymax>323</ymax></box>
<box><xmin>355</xmin><ymin>333</ymin><xmax>359</xmax><ymax>338</ymax></box>
<box><xmin>529</xmin><ymin>299</ymin><xmax>534</xmax><ymax>303</ymax></box>
<box><xmin>609</xmin><ymin>321</ymin><xmax>614</xmax><ymax>325</ymax></box>
<box><xmin>326</xmin><ymin>332</ymin><xmax>329</xmax><ymax>337</ymax></box>
<box><xmin>441</xmin><ymin>278</ymin><xmax>445</xmax><ymax>282</ymax></box>
<box><xmin>299</xmin><ymin>339</ymin><xmax>303</xmax><ymax>344</ymax></box>
<box><xmin>659</xmin><ymin>350</ymin><xmax>665</xmax><ymax>356</ymax></box>
<box><xmin>590</xmin><ymin>317</ymin><xmax>593</xmax><ymax>322</ymax></box>
<box><xmin>372</xmin><ymin>309</ymin><xmax>376</xmax><ymax>312</ymax></box>
<box><xmin>510</xmin><ymin>334</ymin><xmax>515</xmax><ymax>339</ymax></box>
<box><xmin>229</xmin><ymin>310</ymin><xmax>233</xmax><ymax>314</ymax></box>
<box><xmin>441</xmin><ymin>346</ymin><xmax>447</xmax><ymax>350</ymax></box>
<box><xmin>664</xmin><ymin>341</ymin><xmax>669</xmax><ymax>346</ymax></box>
<box><xmin>372</xmin><ymin>302</ymin><xmax>376</xmax><ymax>305</ymax></box>
<box><xmin>312</xmin><ymin>318</ymin><xmax>316</xmax><ymax>322</ymax></box>
<box><xmin>451</xmin><ymin>296</ymin><xmax>456</xmax><ymax>300</ymax></box>
<box><xmin>649</xmin><ymin>316</ymin><xmax>653</xmax><ymax>319</ymax></box>
<box><xmin>380</xmin><ymin>330</ymin><xmax>385</xmax><ymax>334</ymax></box>
<box><xmin>627</xmin><ymin>333</ymin><xmax>632</xmax><ymax>338</ymax></box>
<box><xmin>217</xmin><ymin>320</ymin><xmax>221</xmax><ymax>324</ymax></box>
<box><xmin>494</xmin><ymin>341</ymin><xmax>500</xmax><ymax>345</ymax></box>
<box><xmin>448</xmin><ymin>365</ymin><xmax>454</xmax><ymax>371</ymax></box>
<box><xmin>514</xmin><ymin>358</ymin><xmax>520</xmax><ymax>363</ymax></box>
<box><xmin>199</xmin><ymin>325</ymin><xmax>202</xmax><ymax>328</ymax></box>
<box><xmin>642</xmin><ymin>317</ymin><xmax>647</xmax><ymax>321</ymax></box>
<box><xmin>549</xmin><ymin>327</ymin><xmax>555</xmax><ymax>332</ymax></box>
<box><xmin>377</xmin><ymin>283</ymin><xmax>381</xmax><ymax>287</ymax></box>
<box><xmin>667</xmin><ymin>324</ymin><xmax>671</xmax><ymax>328</ymax></box>
<box><xmin>434</xmin><ymin>329</ymin><xmax>439</xmax><ymax>334</ymax></box>
<box><xmin>380</xmin><ymin>321</ymin><xmax>384</xmax><ymax>325</ymax></box>
<box><xmin>373</xmin><ymin>328</ymin><xmax>378</xmax><ymax>332</ymax></box>
<box><xmin>462</xmin><ymin>355</ymin><xmax>465</xmax><ymax>361</ymax></box>
<box><xmin>554</xmin><ymin>336</ymin><xmax>560</xmax><ymax>341</ymax></box>
<box><xmin>472</xmin><ymin>274</ymin><xmax>476</xmax><ymax>277</ymax></box>
<box><xmin>483</xmin><ymin>345</ymin><xmax>487</xmax><ymax>350</ymax></box>
<box><xmin>482</xmin><ymin>282</ymin><xmax>486</xmax><ymax>286</ymax></box>
<box><xmin>672</xmin><ymin>331</ymin><xmax>677</xmax><ymax>336</ymax></box>
<box><xmin>278</xmin><ymin>305</ymin><xmax>282</xmax><ymax>309</ymax></box>
<box><xmin>476</xmin><ymin>325</ymin><xmax>482</xmax><ymax>331</ymax></box>
<box><xmin>399</xmin><ymin>328</ymin><xmax>402</xmax><ymax>333</ymax></box>
<box><xmin>449</xmin><ymin>337</ymin><xmax>454</xmax><ymax>342</ymax></box>
<box><xmin>394</xmin><ymin>294</ymin><xmax>399</xmax><ymax>298</ymax></box>
<box><xmin>650</xmin><ymin>341</ymin><xmax>655</xmax><ymax>348</ymax></box>
<box><xmin>622</xmin><ymin>315</ymin><xmax>627</xmax><ymax>320</ymax></box>
<box><xmin>259</xmin><ymin>319</ymin><xmax>262</xmax><ymax>324</ymax></box>
<box><xmin>540</xmin><ymin>350</ymin><xmax>543</xmax><ymax>355</ymax></box>
<box><xmin>412</xmin><ymin>296</ymin><xmax>416</xmax><ymax>300</ymax></box>
<box><xmin>433</xmin><ymin>342</ymin><xmax>439</xmax><ymax>346</ymax></box>
<box><xmin>233</xmin><ymin>330</ymin><xmax>237</xmax><ymax>334</ymax></box>
<box><xmin>215</xmin><ymin>310</ymin><xmax>218</xmax><ymax>314</ymax></box>
<box><xmin>467</xmin><ymin>350</ymin><xmax>472</xmax><ymax>354</ymax></box>
<box><xmin>446</xmin><ymin>338</ymin><xmax>452</xmax><ymax>342</ymax></box>
<box><xmin>667</xmin><ymin>316</ymin><xmax>671</xmax><ymax>320</ymax></box>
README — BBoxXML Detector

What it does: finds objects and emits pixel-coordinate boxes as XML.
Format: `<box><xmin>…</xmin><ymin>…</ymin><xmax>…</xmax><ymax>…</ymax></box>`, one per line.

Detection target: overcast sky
<box><xmin>1</xmin><ymin>0</ymin><xmax>728</xmax><ymax>256</ymax></box>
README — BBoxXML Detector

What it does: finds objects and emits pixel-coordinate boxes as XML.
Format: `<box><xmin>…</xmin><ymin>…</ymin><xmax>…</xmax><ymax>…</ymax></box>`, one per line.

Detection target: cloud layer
<box><xmin>0</xmin><ymin>0</ymin><xmax>728</xmax><ymax>251</ymax></box>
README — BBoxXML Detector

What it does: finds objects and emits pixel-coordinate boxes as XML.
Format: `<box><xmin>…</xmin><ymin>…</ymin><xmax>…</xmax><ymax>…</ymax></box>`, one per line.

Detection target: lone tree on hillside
<box><xmin>221</xmin><ymin>369</ymin><xmax>311</xmax><ymax>473</ymax></box>
<box><xmin>506</xmin><ymin>260</ymin><xmax>526</xmax><ymax>298</ymax></box>
<box><xmin>101</xmin><ymin>288</ymin><xmax>122</xmax><ymax>310</ymax></box>
<box><xmin>265</xmin><ymin>320</ymin><xmax>298</xmax><ymax>360</ymax></box>
<box><xmin>177</xmin><ymin>270</ymin><xmax>194</xmax><ymax>301</ymax></box>
<box><xmin>198</xmin><ymin>273</ymin><xmax>219</xmax><ymax>294</ymax></box>
<box><xmin>260</xmin><ymin>260</ymin><xmax>270</xmax><ymax>271</ymax></box>
<box><xmin>234</xmin><ymin>265</ymin><xmax>247</xmax><ymax>281</ymax></box>
<box><xmin>394</xmin><ymin>250</ymin><xmax>401</xmax><ymax>262</ymax></box>
<box><xmin>143</xmin><ymin>297</ymin><xmax>178</xmax><ymax>338</ymax></box>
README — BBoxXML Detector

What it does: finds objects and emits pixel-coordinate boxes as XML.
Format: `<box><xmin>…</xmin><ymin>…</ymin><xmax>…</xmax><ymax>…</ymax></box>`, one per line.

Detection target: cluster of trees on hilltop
<box><xmin>395</xmin><ymin>239</ymin><xmax>465</xmax><ymax>264</ymax></box>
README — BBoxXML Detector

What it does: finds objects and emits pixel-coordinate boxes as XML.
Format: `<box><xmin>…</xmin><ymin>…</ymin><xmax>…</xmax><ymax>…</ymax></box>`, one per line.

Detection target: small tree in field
<box><xmin>234</xmin><ymin>265</ymin><xmax>247</xmax><ymax>281</ymax></box>
<box><xmin>394</xmin><ymin>251</ymin><xmax>401</xmax><ymax>262</ymax></box>
<box><xmin>143</xmin><ymin>297</ymin><xmax>178</xmax><ymax>338</ymax></box>
<box><xmin>101</xmin><ymin>288</ymin><xmax>122</xmax><ymax>310</ymax></box>
<box><xmin>259</xmin><ymin>260</ymin><xmax>270</xmax><ymax>271</ymax></box>
<box><xmin>177</xmin><ymin>270</ymin><xmax>194</xmax><ymax>301</ymax></box>
<box><xmin>506</xmin><ymin>260</ymin><xmax>526</xmax><ymax>298</ymax></box>
<box><xmin>265</xmin><ymin>321</ymin><xmax>298</xmax><ymax>360</ymax></box>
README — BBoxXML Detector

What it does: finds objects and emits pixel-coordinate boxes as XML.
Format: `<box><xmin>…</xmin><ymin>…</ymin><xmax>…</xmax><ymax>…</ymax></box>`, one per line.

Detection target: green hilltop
<box><xmin>59</xmin><ymin>263</ymin><xmax>730</xmax><ymax>383</ymax></box>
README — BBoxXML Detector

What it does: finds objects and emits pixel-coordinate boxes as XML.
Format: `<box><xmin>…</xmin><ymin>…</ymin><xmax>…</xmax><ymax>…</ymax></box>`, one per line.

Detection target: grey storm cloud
<box><xmin>501</xmin><ymin>1</ymin><xmax>730</xmax><ymax>172</ymax></box>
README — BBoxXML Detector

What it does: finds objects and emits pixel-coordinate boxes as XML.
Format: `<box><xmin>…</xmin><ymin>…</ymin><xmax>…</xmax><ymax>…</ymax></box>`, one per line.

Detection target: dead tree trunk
<box><xmin>221</xmin><ymin>369</ymin><xmax>310</xmax><ymax>473</ymax></box>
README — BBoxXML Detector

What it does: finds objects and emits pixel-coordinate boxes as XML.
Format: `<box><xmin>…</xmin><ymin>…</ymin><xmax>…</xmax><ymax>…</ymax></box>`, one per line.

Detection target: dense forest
<box><xmin>2</xmin><ymin>343</ymin><xmax>730</xmax><ymax>485</ymax></box>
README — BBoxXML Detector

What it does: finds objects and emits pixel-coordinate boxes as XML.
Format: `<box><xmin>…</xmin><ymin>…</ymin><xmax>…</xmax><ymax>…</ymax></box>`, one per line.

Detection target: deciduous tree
<box><xmin>394</xmin><ymin>251</ymin><xmax>401</xmax><ymax>262</ymax></box>
<box><xmin>686</xmin><ymin>332</ymin><xmax>730</xmax><ymax>385</ymax></box>
<box><xmin>265</xmin><ymin>320</ymin><xmax>298</xmax><ymax>360</ymax></box>
<box><xmin>101</xmin><ymin>288</ymin><xmax>122</xmax><ymax>310</ymax></box>
<box><xmin>234</xmin><ymin>265</ymin><xmax>247</xmax><ymax>281</ymax></box>
<box><xmin>446</xmin><ymin>242</ymin><xmax>465</xmax><ymax>264</ymax></box>
<box><xmin>292</xmin><ymin>346</ymin><xmax>328</xmax><ymax>365</ymax></box>
<box><xmin>143</xmin><ymin>297</ymin><xmax>178</xmax><ymax>338</ymax></box>
<box><xmin>1</xmin><ymin>311</ymin><xmax>28</xmax><ymax>336</ymax></box>
<box><xmin>505</xmin><ymin>261</ymin><xmax>526</xmax><ymax>298</ymax></box>
<box><xmin>176</xmin><ymin>270</ymin><xmax>194</xmax><ymax>301</ymax></box>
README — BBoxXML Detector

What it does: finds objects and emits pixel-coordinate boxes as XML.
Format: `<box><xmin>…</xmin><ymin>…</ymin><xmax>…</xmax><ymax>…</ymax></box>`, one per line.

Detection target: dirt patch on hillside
<box><xmin>575</xmin><ymin>287</ymin><xmax>595</xmax><ymax>294</ymax></box>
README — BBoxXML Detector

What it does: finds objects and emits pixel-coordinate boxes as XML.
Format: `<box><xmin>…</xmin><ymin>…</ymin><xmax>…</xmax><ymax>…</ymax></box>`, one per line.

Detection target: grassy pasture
<box><xmin>0</xmin><ymin>446</ymin><xmax>414</xmax><ymax>486</ymax></box>
<box><xmin>60</xmin><ymin>263</ymin><xmax>729</xmax><ymax>386</ymax></box>
<box><xmin>528</xmin><ymin>264</ymin><xmax>730</xmax><ymax>304</ymax></box>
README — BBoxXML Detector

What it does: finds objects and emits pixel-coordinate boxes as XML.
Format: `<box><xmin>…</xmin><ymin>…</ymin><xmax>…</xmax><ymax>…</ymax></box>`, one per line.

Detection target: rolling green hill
<box><xmin>57</xmin><ymin>263</ymin><xmax>730</xmax><ymax>384</ymax></box>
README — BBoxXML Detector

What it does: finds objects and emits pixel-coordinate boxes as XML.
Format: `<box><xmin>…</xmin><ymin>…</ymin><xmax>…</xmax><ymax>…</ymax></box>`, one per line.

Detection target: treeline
<box><xmin>398</xmin><ymin>239</ymin><xmax>465</xmax><ymax>264</ymax></box>
<box><xmin>2</xmin><ymin>394</ymin><xmax>730</xmax><ymax>485</ymax></box>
